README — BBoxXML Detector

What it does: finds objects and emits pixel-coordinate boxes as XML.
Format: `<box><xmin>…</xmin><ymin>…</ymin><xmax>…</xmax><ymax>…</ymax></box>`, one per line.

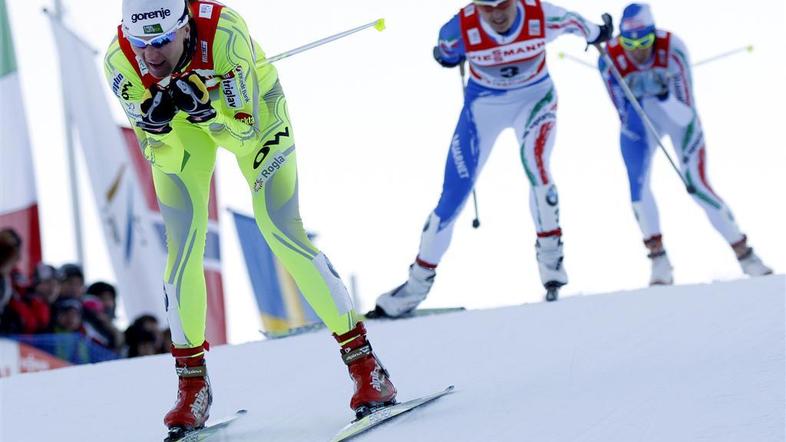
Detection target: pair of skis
<box><xmin>164</xmin><ymin>386</ymin><xmax>455</xmax><ymax>442</ymax></box>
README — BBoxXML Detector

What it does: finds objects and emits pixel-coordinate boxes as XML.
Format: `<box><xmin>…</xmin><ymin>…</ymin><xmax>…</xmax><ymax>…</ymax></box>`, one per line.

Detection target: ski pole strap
<box><xmin>171</xmin><ymin>340</ymin><xmax>210</xmax><ymax>358</ymax></box>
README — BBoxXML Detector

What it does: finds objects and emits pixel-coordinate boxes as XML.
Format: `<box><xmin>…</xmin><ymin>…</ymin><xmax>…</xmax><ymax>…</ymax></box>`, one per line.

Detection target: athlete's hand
<box><xmin>169</xmin><ymin>72</ymin><xmax>217</xmax><ymax>123</ymax></box>
<box><xmin>588</xmin><ymin>13</ymin><xmax>614</xmax><ymax>46</ymax></box>
<box><xmin>433</xmin><ymin>46</ymin><xmax>464</xmax><ymax>68</ymax></box>
<box><xmin>138</xmin><ymin>84</ymin><xmax>176</xmax><ymax>135</ymax></box>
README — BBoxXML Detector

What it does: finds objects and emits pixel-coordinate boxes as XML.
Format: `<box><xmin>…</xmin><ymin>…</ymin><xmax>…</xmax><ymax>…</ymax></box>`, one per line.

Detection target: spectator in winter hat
<box><xmin>57</xmin><ymin>263</ymin><xmax>85</xmax><ymax>300</ymax></box>
<box><xmin>86</xmin><ymin>281</ymin><xmax>117</xmax><ymax>320</ymax></box>
<box><xmin>0</xmin><ymin>229</ymin><xmax>22</xmax><ymax>332</ymax></box>
<box><xmin>51</xmin><ymin>298</ymin><xmax>84</xmax><ymax>333</ymax></box>
<box><xmin>30</xmin><ymin>263</ymin><xmax>60</xmax><ymax>304</ymax></box>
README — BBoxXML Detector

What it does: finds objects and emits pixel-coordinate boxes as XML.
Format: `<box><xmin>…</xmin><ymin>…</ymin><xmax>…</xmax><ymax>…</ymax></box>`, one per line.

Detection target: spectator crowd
<box><xmin>0</xmin><ymin>227</ymin><xmax>172</xmax><ymax>360</ymax></box>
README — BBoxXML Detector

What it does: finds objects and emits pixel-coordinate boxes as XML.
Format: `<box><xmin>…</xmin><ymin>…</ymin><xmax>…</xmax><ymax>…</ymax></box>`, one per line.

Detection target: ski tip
<box><xmin>237</xmin><ymin>409</ymin><xmax>248</xmax><ymax>415</ymax></box>
<box><xmin>375</xmin><ymin>18</ymin><xmax>386</xmax><ymax>32</ymax></box>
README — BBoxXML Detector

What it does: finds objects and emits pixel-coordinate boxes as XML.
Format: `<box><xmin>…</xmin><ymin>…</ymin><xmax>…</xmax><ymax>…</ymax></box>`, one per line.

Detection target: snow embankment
<box><xmin>1</xmin><ymin>275</ymin><xmax>783</xmax><ymax>442</ymax></box>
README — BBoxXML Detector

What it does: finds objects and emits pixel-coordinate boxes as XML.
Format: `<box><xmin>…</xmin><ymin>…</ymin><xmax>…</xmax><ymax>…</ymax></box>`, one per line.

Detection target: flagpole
<box><xmin>54</xmin><ymin>0</ymin><xmax>84</xmax><ymax>266</ymax></box>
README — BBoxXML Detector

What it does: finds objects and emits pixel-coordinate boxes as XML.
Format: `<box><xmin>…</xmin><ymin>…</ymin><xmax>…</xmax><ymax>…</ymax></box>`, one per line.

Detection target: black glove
<box><xmin>169</xmin><ymin>72</ymin><xmax>217</xmax><ymax>124</ymax></box>
<box><xmin>588</xmin><ymin>13</ymin><xmax>614</xmax><ymax>46</ymax></box>
<box><xmin>137</xmin><ymin>84</ymin><xmax>176</xmax><ymax>134</ymax></box>
<box><xmin>433</xmin><ymin>46</ymin><xmax>464</xmax><ymax>68</ymax></box>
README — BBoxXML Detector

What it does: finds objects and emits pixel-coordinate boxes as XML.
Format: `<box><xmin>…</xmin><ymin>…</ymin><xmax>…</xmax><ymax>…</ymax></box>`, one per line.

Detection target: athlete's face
<box><xmin>477</xmin><ymin>0</ymin><xmax>518</xmax><ymax>34</ymax></box>
<box><xmin>626</xmin><ymin>46</ymin><xmax>654</xmax><ymax>65</ymax></box>
<box><xmin>129</xmin><ymin>24</ymin><xmax>190</xmax><ymax>79</ymax></box>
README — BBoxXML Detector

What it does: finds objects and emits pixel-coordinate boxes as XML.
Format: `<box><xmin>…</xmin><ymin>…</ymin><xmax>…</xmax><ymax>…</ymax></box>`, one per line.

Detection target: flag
<box><xmin>0</xmin><ymin>0</ymin><xmax>42</xmax><ymax>276</ymax></box>
<box><xmin>231</xmin><ymin>210</ymin><xmax>318</xmax><ymax>332</ymax></box>
<box><xmin>48</xmin><ymin>17</ymin><xmax>228</xmax><ymax>344</ymax></box>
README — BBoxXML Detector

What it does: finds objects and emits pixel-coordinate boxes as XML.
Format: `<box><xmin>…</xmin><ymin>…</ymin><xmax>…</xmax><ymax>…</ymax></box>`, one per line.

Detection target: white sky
<box><xmin>6</xmin><ymin>0</ymin><xmax>785</xmax><ymax>343</ymax></box>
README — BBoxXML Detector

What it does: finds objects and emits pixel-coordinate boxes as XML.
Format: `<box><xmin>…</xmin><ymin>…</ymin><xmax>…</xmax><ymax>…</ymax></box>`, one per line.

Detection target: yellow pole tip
<box><xmin>375</xmin><ymin>18</ymin><xmax>386</xmax><ymax>32</ymax></box>
<box><xmin>746</xmin><ymin>45</ymin><xmax>754</xmax><ymax>52</ymax></box>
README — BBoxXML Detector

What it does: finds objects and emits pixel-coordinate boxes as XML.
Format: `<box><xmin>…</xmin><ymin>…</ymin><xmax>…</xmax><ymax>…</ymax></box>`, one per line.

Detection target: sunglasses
<box><xmin>620</xmin><ymin>33</ymin><xmax>656</xmax><ymax>50</ymax></box>
<box><xmin>126</xmin><ymin>14</ymin><xmax>188</xmax><ymax>49</ymax></box>
<box><xmin>475</xmin><ymin>0</ymin><xmax>514</xmax><ymax>13</ymax></box>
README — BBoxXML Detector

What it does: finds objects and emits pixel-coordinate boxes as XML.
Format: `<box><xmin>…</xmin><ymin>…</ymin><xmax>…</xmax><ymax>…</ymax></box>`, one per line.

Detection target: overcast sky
<box><xmin>6</xmin><ymin>0</ymin><xmax>785</xmax><ymax>343</ymax></box>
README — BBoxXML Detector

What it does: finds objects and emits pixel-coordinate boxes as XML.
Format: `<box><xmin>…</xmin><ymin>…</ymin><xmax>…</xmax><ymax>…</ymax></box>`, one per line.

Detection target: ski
<box><xmin>364</xmin><ymin>306</ymin><xmax>465</xmax><ymax>320</ymax></box>
<box><xmin>263</xmin><ymin>307</ymin><xmax>466</xmax><ymax>339</ymax></box>
<box><xmin>164</xmin><ymin>409</ymin><xmax>247</xmax><ymax>442</ymax></box>
<box><xmin>330</xmin><ymin>385</ymin><xmax>455</xmax><ymax>442</ymax></box>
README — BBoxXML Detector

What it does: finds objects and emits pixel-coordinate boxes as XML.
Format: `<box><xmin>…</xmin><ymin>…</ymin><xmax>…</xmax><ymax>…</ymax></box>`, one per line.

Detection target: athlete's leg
<box><xmin>235</xmin><ymin>82</ymin><xmax>356</xmax><ymax>335</ymax></box>
<box><xmin>375</xmin><ymin>90</ymin><xmax>508</xmax><ymax>317</ymax></box>
<box><xmin>621</xmin><ymin>106</ymin><xmax>672</xmax><ymax>284</ymax></box>
<box><xmin>418</xmin><ymin>95</ymin><xmax>503</xmax><ymax>266</ymax></box>
<box><xmin>514</xmin><ymin>83</ymin><xmax>566</xmax><ymax>289</ymax></box>
<box><xmin>153</xmin><ymin>124</ymin><xmax>218</xmax><ymax>349</ymax></box>
<box><xmin>664</xmin><ymin>114</ymin><xmax>744</xmax><ymax>244</ymax></box>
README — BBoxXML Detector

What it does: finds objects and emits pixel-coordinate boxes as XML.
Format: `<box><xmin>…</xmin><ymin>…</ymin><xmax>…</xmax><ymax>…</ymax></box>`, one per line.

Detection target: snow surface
<box><xmin>1</xmin><ymin>276</ymin><xmax>784</xmax><ymax>442</ymax></box>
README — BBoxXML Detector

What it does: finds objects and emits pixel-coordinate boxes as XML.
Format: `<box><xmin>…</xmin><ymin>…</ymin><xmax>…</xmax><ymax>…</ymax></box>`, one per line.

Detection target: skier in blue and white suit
<box><xmin>598</xmin><ymin>3</ymin><xmax>772</xmax><ymax>285</ymax></box>
<box><xmin>375</xmin><ymin>0</ymin><xmax>613</xmax><ymax>316</ymax></box>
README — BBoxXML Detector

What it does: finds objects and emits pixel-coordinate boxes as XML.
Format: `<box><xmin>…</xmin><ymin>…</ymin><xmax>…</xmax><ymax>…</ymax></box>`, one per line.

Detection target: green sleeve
<box><xmin>193</xmin><ymin>7</ymin><xmax>277</xmax><ymax>157</ymax></box>
<box><xmin>103</xmin><ymin>38</ymin><xmax>189</xmax><ymax>174</ymax></box>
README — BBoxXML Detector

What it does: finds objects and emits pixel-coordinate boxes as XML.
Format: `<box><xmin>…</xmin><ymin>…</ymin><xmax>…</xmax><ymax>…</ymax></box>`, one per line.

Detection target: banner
<box><xmin>48</xmin><ymin>16</ymin><xmax>227</xmax><ymax>344</ymax></box>
<box><xmin>231</xmin><ymin>210</ymin><xmax>319</xmax><ymax>333</ymax></box>
<box><xmin>0</xmin><ymin>0</ymin><xmax>42</xmax><ymax>276</ymax></box>
<box><xmin>0</xmin><ymin>337</ymin><xmax>71</xmax><ymax>378</ymax></box>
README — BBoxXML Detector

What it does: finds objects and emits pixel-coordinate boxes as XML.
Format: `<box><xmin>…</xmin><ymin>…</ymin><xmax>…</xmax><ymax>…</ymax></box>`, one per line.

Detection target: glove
<box><xmin>588</xmin><ymin>13</ymin><xmax>614</xmax><ymax>46</ymax></box>
<box><xmin>137</xmin><ymin>84</ymin><xmax>176</xmax><ymax>134</ymax></box>
<box><xmin>433</xmin><ymin>46</ymin><xmax>464</xmax><ymax>68</ymax></box>
<box><xmin>169</xmin><ymin>72</ymin><xmax>217</xmax><ymax>124</ymax></box>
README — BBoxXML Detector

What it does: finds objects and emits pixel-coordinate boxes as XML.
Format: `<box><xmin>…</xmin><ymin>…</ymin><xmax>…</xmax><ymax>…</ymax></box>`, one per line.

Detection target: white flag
<box><xmin>48</xmin><ymin>17</ymin><xmax>167</xmax><ymax>324</ymax></box>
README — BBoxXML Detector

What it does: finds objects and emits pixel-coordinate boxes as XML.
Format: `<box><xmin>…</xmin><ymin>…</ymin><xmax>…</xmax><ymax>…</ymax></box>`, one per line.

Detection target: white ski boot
<box><xmin>648</xmin><ymin>251</ymin><xmax>674</xmax><ymax>285</ymax></box>
<box><xmin>738</xmin><ymin>248</ymin><xmax>773</xmax><ymax>277</ymax></box>
<box><xmin>536</xmin><ymin>236</ymin><xmax>567</xmax><ymax>302</ymax></box>
<box><xmin>374</xmin><ymin>263</ymin><xmax>436</xmax><ymax>318</ymax></box>
<box><xmin>731</xmin><ymin>236</ymin><xmax>773</xmax><ymax>277</ymax></box>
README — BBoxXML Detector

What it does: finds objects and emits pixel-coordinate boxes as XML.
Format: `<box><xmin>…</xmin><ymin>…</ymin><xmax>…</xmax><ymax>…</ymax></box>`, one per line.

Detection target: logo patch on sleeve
<box><xmin>221</xmin><ymin>76</ymin><xmax>242</xmax><ymax>109</ymax></box>
<box><xmin>199</xmin><ymin>4</ymin><xmax>214</xmax><ymax>19</ymax></box>
<box><xmin>234</xmin><ymin>112</ymin><xmax>255</xmax><ymax>126</ymax></box>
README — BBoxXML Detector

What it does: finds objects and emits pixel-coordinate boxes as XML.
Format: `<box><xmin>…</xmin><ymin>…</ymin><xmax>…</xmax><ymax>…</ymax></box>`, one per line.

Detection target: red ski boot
<box><xmin>164</xmin><ymin>343</ymin><xmax>212</xmax><ymax>438</ymax></box>
<box><xmin>333</xmin><ymin>322</ymin><xmax>397</xmax><ymax>418</ymax></box>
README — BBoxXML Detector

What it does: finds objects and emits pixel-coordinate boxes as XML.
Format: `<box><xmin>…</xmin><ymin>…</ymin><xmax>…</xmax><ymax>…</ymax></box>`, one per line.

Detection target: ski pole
<box><xmin>558</xmin><ymin>51</ymin><xmax>595</xmax><ymax>69</ymax></box>
<box><xmin>459</xmin><ymin>61</ymin><xmax>481</xmax><ymax>229</ymax></box>
<box><xmin>160</xmin><ymin>18</ymin><xmax>387</xmax><ymax>87</ymax></box>
<box><xmin>693</xmin><ymin>45</ymin><xmax>753</xmax><ymax>67</ymax></box>
<box><xmin>594</xmin><ymin>44</ymin><xmax>695</xmax><ymax>194</ymax></box>
<box><xmin>263</xmin><ymin>18</ymin><xmax>386</xmax><ymax>65</ymax></box>
<box><xmin>561</xmin><ymin>44</ymin><xmax>754</xmax><ymax>70</ymax></box>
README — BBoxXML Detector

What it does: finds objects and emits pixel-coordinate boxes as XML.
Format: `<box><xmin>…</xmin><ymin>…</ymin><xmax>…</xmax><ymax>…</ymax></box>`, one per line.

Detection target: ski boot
<box><xmin>536</xmin><ymin>235</ymin><xmax>567</xmax><ymax>302</ymax></box>
<box><xmin>164</xmin><ymin>342</ymin><xmax>212</xmax><ymax>441</ymax></box>
<box><xmin>732</xmin><ymin>235</ymin><xmax>773</xmax><ymax>277</ymax></box>
<box><xmin>374</xmin><ymin>260</ymin><xmax>436</xmax><ymax>317</ymax></box>
<box><xmin>645</xmin><ymin>235</ymin><xmax>673</xmax><ymax>286</ymax></box>
<box><xmin>334</xmin><ymin>322</ymin><xmax>397</xmax><ymax>419</ymax></box>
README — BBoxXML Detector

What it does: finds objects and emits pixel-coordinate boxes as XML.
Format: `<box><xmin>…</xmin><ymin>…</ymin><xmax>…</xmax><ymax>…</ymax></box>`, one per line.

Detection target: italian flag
<box><xmin>0</xmin><ymin>0</ymin><xmax>42</xmax><ymax>276</ymax></box>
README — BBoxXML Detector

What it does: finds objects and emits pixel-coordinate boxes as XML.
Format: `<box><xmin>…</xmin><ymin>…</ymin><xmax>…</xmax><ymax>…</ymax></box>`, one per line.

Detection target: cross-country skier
<box><xmin>597</xmin><ymin>3</ymin><xmax>772</xmax><ymax>285</ymax></box>
<box><xmin>104</xmin><ymin>0</ymin><xmax>396</xmax><ymax>437</ymax></box>
<box><xmin>374</xmin><ymin>0</ymin><xmax>614</xmax><ymax>315</ymax></box>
